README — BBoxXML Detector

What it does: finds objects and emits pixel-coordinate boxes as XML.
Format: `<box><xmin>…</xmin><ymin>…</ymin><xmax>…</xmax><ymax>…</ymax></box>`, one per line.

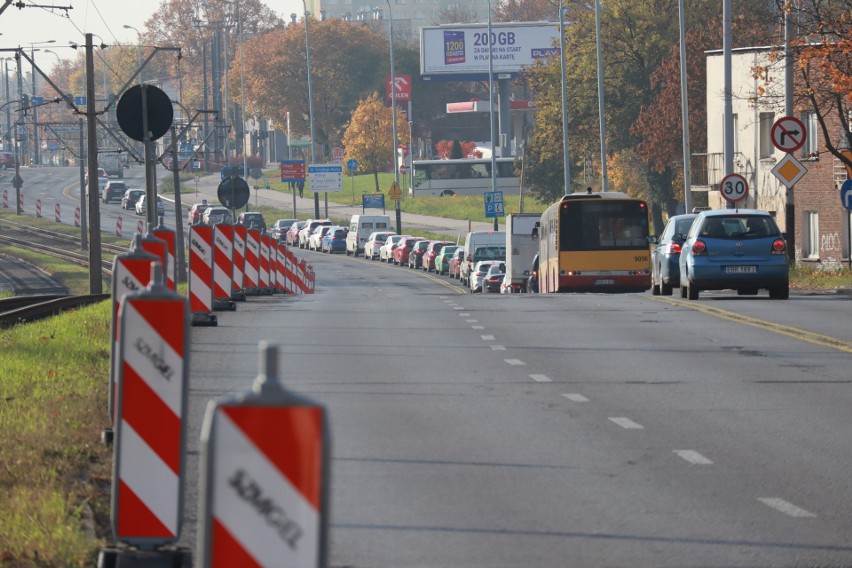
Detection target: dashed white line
<box><xmin>453</xmin><ymin>306</ymin><xmax>464</xmax><ymax>310</ymax></box>
<box><xmin>673</xmin><ymin>450</ymin><xmax>713</xmax><ymax>465</ymax></box>
<box><xmin>530</xmin><ymin>374</ymin><xmax>552</xmax><ymax>382</ymax></box>
<box><xmin>459</xmin><ymin>313</ymin><xmax>471</xmax><ymax>317</ymax></box>
<box><xmin>562</xmin><ymin>393</ymin><xmax>589</xmax><ymax>402</ymax></box>
<box><xmin>491</xmin><ymin>345</ymin><xmax>507</xmax><ymax>351</ymax></box>
<box><xmin>758</xmin><ymin>498</ymin><xmax>817</xmax><ymax>518</ymax></box>
<box><xmin>466</xmin><ymin>319</ymin><xmax>478</xmax><ymax>323</ymax></box>
<box><xmin>481</xmin><ymin>335</ymin><xmax>495</xmax><ymax>341</ymax></box>
<box><xmin>609</xmin><ymin>417</ymin><xmax>644</xmax><ymax>430</ymax></box>
<box><xmin>504</xmin><ymin>358</ymin><xmax>525</xmax><ymax>365</ymax></box>
<box><xmin>472</xmin><ymin>325</ymin><xmax>485</xmax><ymax>330</ymax></box>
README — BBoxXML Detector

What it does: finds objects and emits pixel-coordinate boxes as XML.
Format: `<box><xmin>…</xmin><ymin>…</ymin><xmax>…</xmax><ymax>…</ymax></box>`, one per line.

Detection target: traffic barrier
<box><xmin>107</xmin><ymin>235</ymin><xmax>159</xmax><ymax>428</ymax></box>
<box><xmin>275</xmin><ymin>244</ymin><xmax>288</xmax><ymax>294</ymax></box>
<box><xmin>35</xmin><ymin>198</ymin><xmax>41</xmax><ymax>218</ymax></box>
<box><xmin>258</xmin><ymin>234</ymin><xmax>270</xmax><ymax>293</ymax></box>
<box><xmin>2</xmin><ymin>189</ymin><xmax>7</xmax><ymax>208</ymax></box>
<box><xmin>115</xmin><ymin>216</ymin><xmax>123</xmax><ymax>238</ymax></box>
<box><xmin>54</xmin><ymin>202</ymin><xmax>61</xmax><ymax>223</ymax></box>
<box><xmin>306</xmin><ymin>265</ymin><xmax>315</xmax><ymax>294</ymax></box>
<box><xmin>244</xmin><ymin>228</ymin><xmax>260</xmax><ymax>293</ymax></box>
<box><xmin>108</xmin><ymin>264</ymin><xmax>191</xmax><ymax>559</ymax></box>
<box><xmin>213</xmin><ymin>224</ymin><xmax>236</xmax><ymax>311</ymax></box>
<box><xmin>284</xmin><ymin>248</ymin><xmax>297</xmax><ymax>294</ymax></box>
<box><xmin>232</xmin><ymin>225</ymin><xmax>246</xmax><ymax>301</ymax></box>
<box><xmin>18</xmin><ymin>192</ymin><xmax>23</xmax><ymax>212</ymax></box>
<box><xmin>266</xmin><ymin>236</ymin><xmax>278</xmax><ymax>292</ymax></box>
<box><xmin>197</xmin><ymin>342</ymin><xmax>330</xmax><ymax>567</ymax></box>
<box><xmin>74</xmin><ymin>206</ymin><xmax>80</xmax><ymax>227</ymax></box>
<box><xmin>152</xmin><ymin>217</ymin><xmax>176</xmax><ymax>291</ymax></box>
<box><xmin>295</xmin><ymin>260</ymin><xmax>310</xmax><ymax>294</ymax></box>
<box><xmin>189</xmin><ymin>225</ymin><xmax>217</xmax><ymax>326</ymax></box>
<box><xmin>136</xmin><ymin>220</ymin><xmax>144</xmax><ymax>234</ymax></box>
<box><xmin>140</xmin><ymin>230</ymin><xmax>168</xmax><ymax>287</ymax></box>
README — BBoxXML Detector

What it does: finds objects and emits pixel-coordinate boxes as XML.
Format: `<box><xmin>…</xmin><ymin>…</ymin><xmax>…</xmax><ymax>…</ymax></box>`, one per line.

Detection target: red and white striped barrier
<box><xmin>306</xmin><ymin>265</ymin><xmax>315</xmax><ymax>294</ymax></box>
<box><xmin>74</xmin><ymin>207</ymin><xmax>81</xmax><ymax>227</ymax></box>
<box><xmin>275</xmin><ymin>244</ymin><xmax>288</xmax><ymax>294</ymax></box>
<box><xmin>140</xmin><ymin>232</ymin><xmax>168</xmax><ymax>287</ymax></box>
<box><xmin>113</xmin><ymin>265</ymin><xmax>189</xmax><ymax>546</ymax></box>
<box><xmin>54</xmin><ymin>202</ymin><xmax>61</xmax><ymax>223</ymax></box>
<box><xmin>35</xmin><ymin>198</ymin><xmax>41</xmax><ymax>218</ymax></box>
<box><xmin>18</xmin><ymin>193</ymin><xmax>23</xmax><ymax>212</ymax></box>
<box><xmin>244</xmin><ymin>228</ymin><xmax>260</xmax><ymax>291</ymax></box>
<box><xmin>189</xmin><ymin>225</ymin><xmax>215</xmax><ymax>315</ymax></box>
<box><xmin>198</xmin><ymin>343</ymin><xmax>329</xmax><ymax>567</ymax></box>
<box><xmin>153</xmin><ymin>221</ymin><xmax>177</xmax><ymax>291</ymax></box>
<box><xmin>232</xmin><ymin>225</ymin><xmax>246</xmax><ymax>297</ymax></box>
<box><xmin>295</xmin><ymin>260</ymin><xmax>310</xmax><ymax>294</ymax></box>
<box><xmin>2</xmin><ymin>189</ymin><xmax>7</xmax><ymax>208</ymax></box>
<box><xmin>213</xmin><ymin>224</ymin><xmax>234</xmax><ymax>303</ymax></box>
<box><xmin>137</xmin><ymin>220</ymin><xmax>144</xmax><ymax>234</ymax></box>
<box><xmin>115</xmin><ymin>216</ymin><xmax>123</xmax><ymax>238</ymax></box>
<box><xmin>258</xmin><ymin>234</ymin><xmax>270</xmax><ymax>293</ymax></box>
<box><xmin>108</xmin><ymin>235</ymin><xmax>159</xmax><ymax>424</ymax></box>
<box><xmin>284</xmin><ymin>248</ymin><xmax>297</xmax><ymax>294</ymax></box>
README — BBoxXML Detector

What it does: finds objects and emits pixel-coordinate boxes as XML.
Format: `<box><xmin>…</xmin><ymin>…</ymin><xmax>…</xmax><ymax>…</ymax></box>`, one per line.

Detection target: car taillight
<box><xmin>691</xmin><ymin>240</ymin><xmax>707</xmax><ymax>256</ymax></box>
<box><xmin>668</xmin><ymin>243</ymin><xmax>682</xmax><ymax>254</ymax></box>
<box><xmin>771</xmin><ymin>239</ymin><xmax>786</xmax><ymax>254</ymax></box>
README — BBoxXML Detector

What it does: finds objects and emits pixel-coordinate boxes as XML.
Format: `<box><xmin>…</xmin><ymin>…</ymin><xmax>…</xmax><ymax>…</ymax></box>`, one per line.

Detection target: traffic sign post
<box><xmin>719</xmin><ymin>173</ymin><xmax>749</xmax><ymax>205</ymax></box>
<box><xmin>197</xmin><ymin>342</ymin><xmax>330</xmax><ymax>567</ymax></box>
<box><xmin>771</xmin><ymin>116</ymin><xmax>807</xmax><ymax>153</ymax></box>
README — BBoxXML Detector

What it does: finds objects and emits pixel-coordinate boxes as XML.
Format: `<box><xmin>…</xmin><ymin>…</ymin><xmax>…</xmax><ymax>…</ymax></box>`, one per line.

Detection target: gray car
<box><xmin>650</xmin><ymin>213</ymin><xmax>697</xmax><ymax>296</ymax></box>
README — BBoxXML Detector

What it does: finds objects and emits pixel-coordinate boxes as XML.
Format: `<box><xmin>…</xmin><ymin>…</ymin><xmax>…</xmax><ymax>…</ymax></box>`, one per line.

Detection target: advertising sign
<box><xmin>421</xmin><ymin>23</ymin><xmax>560</xmax><ymax>77</ymax></box>
<box><xmin>386</xmin><ymin>74</ymin><xmax>412</xmax><ymax>102</ymax></box>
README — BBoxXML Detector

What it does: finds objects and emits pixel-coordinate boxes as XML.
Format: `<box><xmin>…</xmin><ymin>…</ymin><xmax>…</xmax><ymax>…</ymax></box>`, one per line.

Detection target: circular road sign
<box><xmin>719</xmin><ymin>173</ymin><xmax>749</xmax><ymax>204</ymax></box>
<box><xmin>770</xmin><ymin>116</ymin><xmax>806</xmax><ymax>153</ymax></box>
<box><xmin>346</xmin><ymin>159</ymin><xmax>358</xmax><ymax>172</ymax></box>
<box><xmin>116</xmin><ymin>84</ymin><xmax>174</xmax><ymax>142</ymax></box>
<box><xmin>217</xmin><ymin>176</ymin><xmax>250</xmax><ymax>210</ymax></box>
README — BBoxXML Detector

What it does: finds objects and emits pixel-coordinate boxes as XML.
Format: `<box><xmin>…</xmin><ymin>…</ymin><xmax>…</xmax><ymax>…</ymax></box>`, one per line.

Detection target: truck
<box><xmin>502</xmin><ymin>213</ymin><xmax>541</xmax><ymax>293</ymax></box>
<box><xmin>98</xmin><ymin>151</ymin><xmax>124</xmax><ymax>178</ymax></box>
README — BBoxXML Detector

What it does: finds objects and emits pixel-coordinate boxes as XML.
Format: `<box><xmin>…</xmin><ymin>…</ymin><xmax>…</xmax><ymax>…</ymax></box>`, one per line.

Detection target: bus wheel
<box><xmin>440</xmin><ymin>191</ymin><xmax>455</xmax><ymax>197</ymax></box>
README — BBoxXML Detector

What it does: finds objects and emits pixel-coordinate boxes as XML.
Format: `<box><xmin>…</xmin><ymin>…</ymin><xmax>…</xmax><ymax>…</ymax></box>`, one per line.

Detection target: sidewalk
<box><xmin>177</xmin><ymin>173</ymin><xmax>501</xmax><ymax>238</ymax></box>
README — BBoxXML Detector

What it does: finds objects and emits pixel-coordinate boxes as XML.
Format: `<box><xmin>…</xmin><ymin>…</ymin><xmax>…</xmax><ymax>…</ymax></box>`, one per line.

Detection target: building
<box><xmin>695</xmin><ymin>46</ymin><xmax>851</xmax><ymax>269</ymax></box>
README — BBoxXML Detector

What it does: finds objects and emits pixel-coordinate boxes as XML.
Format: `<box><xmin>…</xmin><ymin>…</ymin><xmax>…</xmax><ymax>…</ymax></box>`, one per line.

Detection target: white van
<box><xmin>460</xmin><ymin>230</ymin><xmax>506</xmax><ymax>286</ymax></box>
<box><xmin>346</xmin><ymin>214</ymin><xmax>392</xmax><ymax>256</ymax></box>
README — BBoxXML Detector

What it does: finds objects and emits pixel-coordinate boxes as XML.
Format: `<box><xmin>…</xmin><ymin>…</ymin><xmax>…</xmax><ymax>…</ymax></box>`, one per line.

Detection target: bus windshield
<box><xmin>560</xmin><ymin>200</ymin><xmax>649</xmax><ymax>250</ymax></box>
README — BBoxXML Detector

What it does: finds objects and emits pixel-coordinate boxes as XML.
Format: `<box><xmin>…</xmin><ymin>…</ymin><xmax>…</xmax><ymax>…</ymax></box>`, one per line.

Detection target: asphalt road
<box><xmin>180</xmin><ymin>249</ymin><xmax>852</xmax><ymax>567</ymax></box>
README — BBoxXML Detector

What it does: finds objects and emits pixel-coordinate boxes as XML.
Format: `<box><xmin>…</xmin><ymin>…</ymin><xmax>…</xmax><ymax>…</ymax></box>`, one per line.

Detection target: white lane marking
<box><xmin>466</xmin><ymin>319</ymin><xmax>478</xmax><ymax>323</ymax></box>
<box><xmin>758</xmin><ymin>498</ymin><xmax>817</xmax><ymax>518</ymax></box>
<box><xmin>472</xmin><ymin>326</ymin><xmax>485</xmax><ymax>330</ymax></box>
<box><xmin>673</xmin><ymin>450</ymin><xmax>713</xmax><ymax>465</ymax></box>
<box><xmin>530</xmin><ymin>374</ymin><xmax>552</xmax><ymax>382</ymax></box>
<box><xmin>609</xmin><ymin>417</ymin><xmax>644</xmax><ymax>430</ymax></box>
<box><xmin>459</xmin><ymin>313</ymin><xmax>471</xmax><ymax>317</ymax></box>
<box><xmin>481</xmin><ymin>335</ymin><xmax>495</xmax><ymax>341</ymax></box>
<box><xmin>504</xmin><ymin>359</ymin><xmax>525</xmax><ymax>365</ymax></box>
<box><xmin>453</xmin><ymin>306</ymin><xmax>464</xmax><ymax>310</ymax></box>
<box><xmin>562</xmin><ymin>393</ymin><xmax>589</xmax><ymax>402</ymax></box>
<box><xmin>491</xmin><ymin>345</ymin><xmax>507</xmax><ymax>351</ymax></box>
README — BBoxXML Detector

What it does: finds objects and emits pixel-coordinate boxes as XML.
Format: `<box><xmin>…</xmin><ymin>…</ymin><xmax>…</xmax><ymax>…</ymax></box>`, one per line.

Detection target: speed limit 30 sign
<box><xmin>719</xmin><ymin>173</ymin><xmax>749</xmax><ymax>204</ymax></box>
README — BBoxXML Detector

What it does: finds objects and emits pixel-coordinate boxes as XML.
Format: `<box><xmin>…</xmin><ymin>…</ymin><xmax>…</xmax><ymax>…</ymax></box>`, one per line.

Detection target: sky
<box><xmin>1</xmin><ymin>0</ymin><xmax>302</xmax><ymax>72</ymax></box>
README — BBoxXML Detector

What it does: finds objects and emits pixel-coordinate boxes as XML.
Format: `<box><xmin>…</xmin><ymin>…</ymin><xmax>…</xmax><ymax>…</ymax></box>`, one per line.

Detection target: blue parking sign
<box><xmin>484</xmin><ymin>191</ymin><xmax>505</xmax><ymax>218</ymax></box>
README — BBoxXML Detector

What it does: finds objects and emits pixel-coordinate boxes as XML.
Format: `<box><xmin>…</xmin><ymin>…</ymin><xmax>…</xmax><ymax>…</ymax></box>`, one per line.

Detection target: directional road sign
<box><xmin>75</xmin><ymin>96</ymin><xmax>86</xmax><ymax>105</ymax></box>
<box><xmin>31</xmin><ymin>96</ymin><xmax>44</xmax><ymax>105</ymax></box>
<box><xmin>308</xmin><ymin>164</ymin><xmax>343</xmax><ymax>192</ymax></box>
<box><xmin>840</xmin><ymin>179</ymin><xmax>852</xmax><ymax>211</ymax></box>
<box><xmin>771</xmin><ymin>116</ymin><xmax>807</xmax><ymax>153</ymax></box>
<box><xmin>719</xmin><ymin>173</ymin><xmax>748</xmax><ymax>204</ymax></box>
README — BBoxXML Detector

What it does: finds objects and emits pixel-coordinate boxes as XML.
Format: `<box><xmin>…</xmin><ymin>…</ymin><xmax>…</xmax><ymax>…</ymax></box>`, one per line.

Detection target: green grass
<box><xmin>789</xmin><ymin>264</ymin><xmax>852</xmax><ymax>292</ymax></box>
<box><xmin>0</xmin><ymin>301</ymin><xmax>112</xmax><ymax>567</ymax></box>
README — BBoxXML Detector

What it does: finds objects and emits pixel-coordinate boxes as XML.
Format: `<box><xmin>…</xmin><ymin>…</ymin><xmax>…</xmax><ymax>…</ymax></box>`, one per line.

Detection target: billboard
<box><xmin>420</xmin><ymin>22</ymin><xmax>560</xmax><ymax>77</ymax></box>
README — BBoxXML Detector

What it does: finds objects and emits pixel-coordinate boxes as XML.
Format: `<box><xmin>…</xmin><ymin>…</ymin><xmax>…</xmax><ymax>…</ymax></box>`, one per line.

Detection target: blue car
<box><xmin>679</xmin><ymin>209</ymin><xmax>789</xmax><ymax>300</ymax></box>
<box><xmin>321</xmin><ymin>226</ymin><xmax>348</xmax><ymax>254</ymax></box>
<box><xmin>651</xmin><ymin>213</ymin><xmax>697</xmax><ymax>296</ymax></box>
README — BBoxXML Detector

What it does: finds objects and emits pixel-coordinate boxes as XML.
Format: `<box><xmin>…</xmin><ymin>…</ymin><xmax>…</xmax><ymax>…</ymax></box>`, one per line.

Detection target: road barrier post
<box><xmin>197</xmin><ymin>342</ymin><xmax>330</xmax><ymax>567</ymax></box>
<box><xmin>35</xmin><ymin>198</ymin><xmax>41</xmax><ymax>218</ymax></box>
<box><xmin>258</xmin><ymin>234</ymin><xmax>270</xmax><ymax>294</ymax></box>
<box><xmin>2</xmin><ymin>189</ymin><xmax>7</xmax><ymax>208</ymax></box>
<box><xmin>153</xmin><ymin>216</ymin><xmax>176</xmax><ymax>291</ymax></box>
<box><xmin>54</xmin><ymin>203</ymin><xmax>61</xmax><ymax>223</ymax></box>
<box><xmin>140</xmin><ymin>229</ymin><xmax>168</xmax><ymax>288</ymax></box>
<box><xmin>189</xmin><ymin>225</ymin><xmax>217</xmax><ymax>327</ymax></box>
<box><xmin>276</xmin><ymin>243</ymin><xmax>289</xmax><ymax>294</ymax></box>
<box><xmin>232</xmin><ymin>225</ymin><xmax>247</xmax><ymax>301</ymax></box>
<box><xmin>115</xmin><ymin>216</ymin><xmax>123</xmax><ymax>238</ymax></box>
<box><xmin>263</xmin><ymin>235</ymin><xmax>278</xmax><ymax>294</ymax></box>
<box><xmin>213</xmin><ymin>224</ymin><xmax>236</xmax><ymax>311</ymax></box>
<box><xmin>99</xmin><ymin>264</ymin><xmax>192</xmax><ymax>567</ymax></box>
<box><xmin>285</xmin><ymin>248</ymin><xmax>297</xmax><ymax>294</ymax></box>
<box><xmin>75</xmin><ymin>207</ymin><xmax>81</xmax><ymax>227</ymax></box>
<box><xmin>244</xmin><ymin>228</ymin><xmax>260</xmax><ymax>294</ymax></box>
<box><xmin>18</xmin><ymin>192</ymin><xmax>23</xmax><ymax>213</ymax></box>
<box><xmin>136</xmin><ymin>220</ymin><xmax>144</xmax><ymax>234</ymax></box>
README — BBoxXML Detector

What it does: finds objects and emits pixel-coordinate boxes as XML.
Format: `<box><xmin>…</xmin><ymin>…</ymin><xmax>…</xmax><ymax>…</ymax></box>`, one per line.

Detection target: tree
<box><xmin>342</xmin><ymin>92</ymin><xmax>410</xmax><ymax>191</ymax></box>
<box><xmin>495</xmin><ymin>0</ymin><xmax>558</xmax><ymax>23</ymax></box>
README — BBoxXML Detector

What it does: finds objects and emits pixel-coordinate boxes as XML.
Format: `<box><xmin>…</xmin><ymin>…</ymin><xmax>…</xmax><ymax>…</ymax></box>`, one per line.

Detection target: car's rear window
<box><xmin>699</xmin><ymin>216</ymin><xmax>780</xmax><ymax>239</ymax></box>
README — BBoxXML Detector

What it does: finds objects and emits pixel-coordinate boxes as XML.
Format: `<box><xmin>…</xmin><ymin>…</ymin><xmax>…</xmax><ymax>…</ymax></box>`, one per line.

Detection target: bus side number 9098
<box><xmin>634</xmin><ymin>255</ymin><xmax>648</xmax><ymax>262</ymax></box>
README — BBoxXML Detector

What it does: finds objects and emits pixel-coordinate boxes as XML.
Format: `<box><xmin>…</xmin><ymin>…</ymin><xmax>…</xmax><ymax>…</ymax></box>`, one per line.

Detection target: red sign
<box><xmin>279</xmin><ymin>160</ymin><xmax>306</xmax><ymax>182</ymax></box>
<box><xmin>386</xmin><ymin>74</ymin><xmax>412</xmax><ymax>102</ymax></box>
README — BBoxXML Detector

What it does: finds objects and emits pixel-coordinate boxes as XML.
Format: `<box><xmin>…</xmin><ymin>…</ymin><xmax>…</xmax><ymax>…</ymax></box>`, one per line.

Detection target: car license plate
<box><xmin>594</xmin><ymin>279</ymin><xmax>615</xmax><ymax>285</ymax></box>
<box><xmin>725</xmin><ymin>265</ymin><xmax>757</xmax><ymax>273</ymax></box>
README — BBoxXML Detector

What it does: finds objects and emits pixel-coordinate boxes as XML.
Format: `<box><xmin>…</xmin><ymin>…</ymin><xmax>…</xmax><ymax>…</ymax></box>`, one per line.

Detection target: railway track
<box><xmin>0</xmin><ymin>293</ymin><xmax>111</xmax><ymax>328</ymax></box>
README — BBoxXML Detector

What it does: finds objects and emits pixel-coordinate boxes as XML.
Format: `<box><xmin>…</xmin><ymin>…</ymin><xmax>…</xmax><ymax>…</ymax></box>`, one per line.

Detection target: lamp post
<box><xmin>594</xmin><ymin>0</ymin><xmax>608</xmax><ymax>191</ymax></box>
<box><xmin>3</xmin><ymin>58</ymin><xmax>13</xmax><ymax>151</ymax></box>
<box><xmin>193</xmin><ymin>18</ymin><xmax>211</xmax><ymax>171</ymax></box>
<box><xmin>29</xmin><ymin>39</ymin><xmax>55</xmax><ymax>166</ymax></box>
<box><xmin>302</xmin><ymin>0</ymin><xmax>319</xmax><ymax>218</ymax></box>
<box><xmin>123</xmin><ymin>25</ymin><xmax>142</xmax><ymax>84</ymax></box>
<box><xmin>487</xmin><ymin>0</ymin><xmax>498</xmax><ymax>230</ymax></box>
<box><xmin>559</xmin><ymin>0</ymin><xmax>571</xmax><ymax>195</ymax></box>
<box><xmin>385</xmin><ymin>0</ymin><xmax>402</xmax><ymax>233</ymax></box>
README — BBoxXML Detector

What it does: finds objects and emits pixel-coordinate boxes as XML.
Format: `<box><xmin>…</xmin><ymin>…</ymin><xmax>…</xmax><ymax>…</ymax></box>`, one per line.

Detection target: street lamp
<box><xmin>302</xmin><ymin>0</ymin><xmax>319</xmax><ymax>218</ymax></box>
<box><xmin>29</xmin><ymin>39</ymin><xmax>55</xmax><ymax>165</ymax></box>
<box><xmin>558</xmin><ymin>1</ymin><xmax>571</xmax><ymax>195</ymax></box>
<box><xmin>594</xmin><ymin>0</ymin><xmax>608</xmax><ymax>191</ymax></box>
<box><xmin>386</xmin><ymin>0</ymin><xmax>402</xmax><ymax>232</ymax></box>
<box><xmin>123</xmin><ymin>24</ymin><xmax>142</xmax><ymax>84</ymax></box>
<box><xmin>487</xmin><ymin>0</ymin><xmax>498</xmax><ymax>230</ymax></box>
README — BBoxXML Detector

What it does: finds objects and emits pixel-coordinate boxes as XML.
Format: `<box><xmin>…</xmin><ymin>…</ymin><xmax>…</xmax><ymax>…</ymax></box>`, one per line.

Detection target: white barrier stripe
<box><xmin>119</xmin><ymin>420</ymin><xmax>180</xmax><ymax>534</ymax></box>
<box><xmin>124</xmin><ymin>303</ymin><xmax>184</xmax><ymax>416</ymax></box>
<box><xmin>212</xmin><ymin>412</ymin><xmax>319</xmax><ymax>566</ymax></box>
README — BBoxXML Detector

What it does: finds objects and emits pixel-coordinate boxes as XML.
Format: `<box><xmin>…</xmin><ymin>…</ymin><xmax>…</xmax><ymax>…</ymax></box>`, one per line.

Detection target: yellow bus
<box><xmin>536</xmin><ymin>191</ymin><xmax>652</xmax><ymax>293</ymax></box>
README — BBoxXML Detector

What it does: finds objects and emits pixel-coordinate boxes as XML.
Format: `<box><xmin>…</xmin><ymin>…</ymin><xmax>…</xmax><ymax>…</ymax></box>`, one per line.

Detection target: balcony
<box><xmin>690</xmin><ymin>152</ymin><xmax>751</xmax><ymax>191</ymax></box>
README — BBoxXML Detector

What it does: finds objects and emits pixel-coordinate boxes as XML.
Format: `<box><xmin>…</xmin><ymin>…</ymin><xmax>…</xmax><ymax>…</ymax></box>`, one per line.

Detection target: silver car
<box><xmin>202</xmin><ymin>206</ymin><xmax>232</xmax><ymax>226</ymax></box>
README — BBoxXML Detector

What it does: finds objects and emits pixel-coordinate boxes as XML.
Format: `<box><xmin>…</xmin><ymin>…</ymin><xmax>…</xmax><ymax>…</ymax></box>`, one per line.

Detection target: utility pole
<box><xmin>85</xmin><ymin>33</ymin><xmax>103</xmax><ymax>294</ymax></box>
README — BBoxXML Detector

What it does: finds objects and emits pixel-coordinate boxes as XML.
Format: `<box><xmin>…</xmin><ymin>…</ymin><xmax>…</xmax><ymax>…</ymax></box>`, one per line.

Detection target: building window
<box><xmin>802</xmin><ymin>110</ymin><xmax>818</xmax><ymax>158</ymax></box>
<box><xmin>760</xmin><ymin>112</ymin><xmax>775</xmax><ymax>159</ymax></box>
<box><xmin>803</xmin><ymin>211</ymin><xmax>819</xmax><ymax>259</ymax></box>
